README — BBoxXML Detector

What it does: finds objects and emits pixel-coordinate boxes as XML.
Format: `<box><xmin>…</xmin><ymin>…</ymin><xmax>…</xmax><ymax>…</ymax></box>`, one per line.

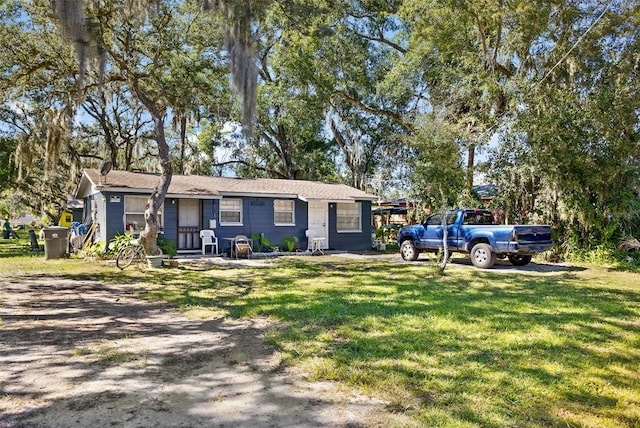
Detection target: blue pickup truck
<box><xmin>397</xmin><ymin>209</ymin><xmax>554</xmax><ymax>269</ymax></box>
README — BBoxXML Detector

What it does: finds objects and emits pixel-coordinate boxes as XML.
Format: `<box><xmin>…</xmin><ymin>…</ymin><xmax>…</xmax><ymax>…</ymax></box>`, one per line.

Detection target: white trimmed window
<box><xmin>274</xmin><ymin>200</ymin><xmax>295</xmax><ymax>226</ymax></box>
<box><xmin>336</xmin><ymin>202</ymin><xmax>361</xmax><ymax>232</ymax></box>
<box><xmin>220</xmin><ymin>199</ymin><xmax>242</xmax><ymax>225</ymax></box>
<box><xmin>124</xmin><ymin>195</ymin><xmax>162</xmax><ymax>233</ymax></box>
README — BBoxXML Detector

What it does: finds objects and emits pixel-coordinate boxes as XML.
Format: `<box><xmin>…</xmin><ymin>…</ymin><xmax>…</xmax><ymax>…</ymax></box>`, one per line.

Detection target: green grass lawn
<box><xmin>0</xmin><ymin>234</ymin><xmax>36</xmax><ymax>258</ymax></box>
<box><xmin>2</xmin><ymin>242</ymin><xmax>639</xmax><ymax>427</ymax></box>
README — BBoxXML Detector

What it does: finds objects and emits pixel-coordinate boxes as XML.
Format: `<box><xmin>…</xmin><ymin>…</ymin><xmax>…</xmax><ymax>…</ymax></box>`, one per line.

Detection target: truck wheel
<box><xmin>508</xmin><ymin>255</ymin><xmax>532</xmax><ymax>266</ymax></box>
<box><xmin>470</xmin><ymin>243</ymin><xmax>496</xmax><ymax>269</ymax></box>
<box><xmin>400</xmin><ymin>240</ymin><xmax>419</xmax><ymax>261</ymax></box>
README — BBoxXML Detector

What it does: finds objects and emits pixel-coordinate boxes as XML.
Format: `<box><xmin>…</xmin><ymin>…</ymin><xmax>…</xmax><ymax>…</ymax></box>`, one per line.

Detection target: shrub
<box><xmin>108</xmin><ymin>233</ymin><xmax>137</xmax><ymax>255</ymax></box>
<box><xmin>251</xmin><ymin>233</ymin><xmax>271</xmax><ymax>252</ymax></box>
<box><xmin>282</xmin><ymin>236</ymin><xmax>299</xmax><ymax>252</ymax></box>
<box><xmin>157</xmin><ymin>236</ymin><xmax>177</xmax><ymax>258</ymax></box>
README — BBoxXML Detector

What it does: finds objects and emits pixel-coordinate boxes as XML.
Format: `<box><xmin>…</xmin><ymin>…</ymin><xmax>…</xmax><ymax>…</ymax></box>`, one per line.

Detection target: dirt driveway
<box><xmin>0</xmin><ymin>273</ymin><xmax>388</xmax><ymax>428</ymax></box>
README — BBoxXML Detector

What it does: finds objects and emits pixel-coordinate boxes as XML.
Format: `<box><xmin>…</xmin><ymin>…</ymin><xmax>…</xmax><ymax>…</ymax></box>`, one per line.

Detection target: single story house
<box><xmin>75</xmin><ymin>169</ymin><xmax>378</xmax><ymax>253</ymax></box>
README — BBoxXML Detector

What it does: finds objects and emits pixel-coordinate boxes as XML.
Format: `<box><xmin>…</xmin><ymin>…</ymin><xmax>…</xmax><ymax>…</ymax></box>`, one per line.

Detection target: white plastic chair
<box><xmin>199</xmin><ymin>229</ymin><xmax>218</xmax><ymax>255</ymax></box>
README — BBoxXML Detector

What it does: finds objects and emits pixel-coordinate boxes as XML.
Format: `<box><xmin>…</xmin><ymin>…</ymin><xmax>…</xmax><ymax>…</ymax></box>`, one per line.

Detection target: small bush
<box><xmin>108</xmin><ymin>233</ymin><xmax>137</xmax><ymax>255</ymax></box>
<box><xmin>157</xmin><ymin>236</ymin><xmax>177</xmax><ymax>258</ymax></box>
<box><xmin>251</xmin><ymin>233</ymin><xmax>271</xmax><ymax>252</ymax></box>
<box><xmin>82</xmin><ymin>241</ymin><xmax>107</xmax><ymax>258</ymax></box>
<box><xmin>282</xmin><ymin>236</ymin><xmax>299</xmax><ymax>252</ymax></box>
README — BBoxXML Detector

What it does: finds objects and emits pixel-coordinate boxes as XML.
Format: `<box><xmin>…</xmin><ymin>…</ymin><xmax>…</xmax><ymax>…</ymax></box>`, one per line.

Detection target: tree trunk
<box><xmin>133</xmin><ymin>85</ymin><xmax>173</xmax><ymax>257</ymax></box>
<box><xmin>140</xmin><ymin>163</ymin><xmax>171</xmax><ymax>256</ymax></box>
<box><xmin>466</xmin><ymin>143</ymin><xmax>475</xmax><ymax>198</ymax></box>
<box><xmin>439</xmin><ymin>189</ymin><xmax>449</xmax><ymax>272</ymax></box>
<box><xmin>179</xmin><ymin>115</ymin><xmax>187</xmax><ymax>175</ymax></box>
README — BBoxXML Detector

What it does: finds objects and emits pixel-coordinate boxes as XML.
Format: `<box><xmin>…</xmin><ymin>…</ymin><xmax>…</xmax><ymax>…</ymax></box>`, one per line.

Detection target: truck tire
<box><xmin>508</xmin><ymin>254</ymin><xmax>532</xmax><ymax>266</ymax></box>
<box><xmin>400</xmin><ymin>240</ymin><xmax>419</xmax><ymax>261</ymax></box>
<box><xmin>470</xmin><ymin>243</ymin><xmax>496</xmax><ymax>269</ymax></box>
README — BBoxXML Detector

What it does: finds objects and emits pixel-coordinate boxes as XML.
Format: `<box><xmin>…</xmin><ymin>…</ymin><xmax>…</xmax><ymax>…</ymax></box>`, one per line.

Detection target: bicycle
<box><xmin>115</xmin><ymin>239</ymin><xmax>162</xmax><ymax>269</ymax></box>
<box><xmin>116</xmin><ymin>239</ymin><xmax>145</xmax><ymax>269</ymax></box>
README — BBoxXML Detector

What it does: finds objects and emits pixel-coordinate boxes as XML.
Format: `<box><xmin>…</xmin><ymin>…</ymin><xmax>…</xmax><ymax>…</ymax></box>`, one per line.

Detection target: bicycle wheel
<box><xmin>116</xmin><ymin>246</ymin><xmax>137</xmax><ymax>269</ymax></box>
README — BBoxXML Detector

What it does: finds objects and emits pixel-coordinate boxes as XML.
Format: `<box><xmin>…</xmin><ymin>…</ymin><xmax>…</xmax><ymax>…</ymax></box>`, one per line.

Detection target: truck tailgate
<box><xmin>514</xmin><ymin>225</ymin><xmax>552</xmax><ymax>242</ymax></box>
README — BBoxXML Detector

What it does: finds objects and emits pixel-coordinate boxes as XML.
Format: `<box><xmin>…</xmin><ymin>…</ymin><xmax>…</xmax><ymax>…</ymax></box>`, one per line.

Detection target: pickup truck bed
<box><xmin>397</xmin><ymin>209</ymin><xmax>554</xmax><ymax>269</ymax></box>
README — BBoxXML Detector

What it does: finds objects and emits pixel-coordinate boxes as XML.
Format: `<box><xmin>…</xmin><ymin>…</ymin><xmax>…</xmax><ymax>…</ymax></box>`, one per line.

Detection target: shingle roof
<box><xmin>79</xmin><ymin>169</ymin><xmax>378</xmax><ymax>202</ymax></box>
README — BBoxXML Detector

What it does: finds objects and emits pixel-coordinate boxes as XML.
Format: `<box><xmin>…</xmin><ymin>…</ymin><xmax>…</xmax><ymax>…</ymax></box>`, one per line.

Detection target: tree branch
<box><xmin>351</xmin><ymin>30</ymin><xmax>406</xmax><ymax>54</ymax></box>
<box><xmin>332</xmin><ymin>90</ymin><xmax>414</xmax><ymax>133</ymax></box>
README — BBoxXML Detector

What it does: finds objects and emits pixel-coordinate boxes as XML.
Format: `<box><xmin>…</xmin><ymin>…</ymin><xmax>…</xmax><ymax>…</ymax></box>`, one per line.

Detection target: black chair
<box><xmin>29</xmin><ymin>230</ymin><xmax>43</xmax><ymax>251</ymax></box>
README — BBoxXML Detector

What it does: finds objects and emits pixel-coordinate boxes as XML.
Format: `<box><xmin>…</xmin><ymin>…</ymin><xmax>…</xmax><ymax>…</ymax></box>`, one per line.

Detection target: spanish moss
<box><xmin>44</xmin><ymin>110</ymin><xmax>69</xmax><ymax>179</ymax></box>
<box><xmin>52</xmin><ymin>0</ymin><xmax>89</xmax><ymax>86</ymax></box>
<box><xmin>216</xmin><ymin>0</ymin><xmax>258</xmax><ymax>136</ymax></box>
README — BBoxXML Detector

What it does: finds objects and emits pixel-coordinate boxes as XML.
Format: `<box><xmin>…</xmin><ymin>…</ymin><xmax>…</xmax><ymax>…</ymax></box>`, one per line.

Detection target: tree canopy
<box><xmin>0</xmin><ymin>0</ymin><xmax>637</xmax><ymax>251</ymax></box>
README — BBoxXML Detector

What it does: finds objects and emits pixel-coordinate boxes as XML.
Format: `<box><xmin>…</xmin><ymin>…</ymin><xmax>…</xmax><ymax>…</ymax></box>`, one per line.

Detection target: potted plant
<box><xmin>374</xmin><ymin>227</ymin><xmax>386</xmax><ymax>251</ymax></box>
<box><xmin>157</xmin><ymin>236</ymin><xmax>177</xmax><ymax>258</ymax></box>
<box><xmin>157</xmin><ymin>236</ymin><xmax>178</xmax><ymax>267</ymax></box>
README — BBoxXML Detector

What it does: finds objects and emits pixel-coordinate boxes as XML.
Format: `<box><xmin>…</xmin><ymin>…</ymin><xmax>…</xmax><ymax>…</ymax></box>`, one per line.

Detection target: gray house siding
<box><xmin>104</xmin><ymin>192</ymin><xmax>126</xmax><ymax>243</ymax></box>
<box><xmin>82</xmin><ymin>196</ymin><xmax>93</xmax><ymax>223</ymax></box>
<box><xmin>72</xmin><ymin>208</ymin><xmax>83</xmax><ymax>223</ymax></box>
<box><xmin>328</xmin><ymin>201</ymin><xmax>373</xmax><ymax>251</ymax></box>
<box><xmin>212</xmin><ymin>197</ymin><xmax>309</xmax><ymax>253</ymax></box>
<box><xmin>163</xmin><ymin>198</ymin><xmax>178</xmax><ymax>244</ymax></box>
<box><xmin>86</xmin><ymin>192</ymin><xmax>372</xmax><ymax>253</ymax></box>
<box><xmin>97</xmin><ymin>192</ymin><xmax>174</xmax><ymax>245</ymax></box>
<box><xmin>76</xmin><ymin>169</ymin><xmax>378</xmax><ymax>252</ymax></box>
<box><xmin>202</xmin><ymin>199</ymin><xmax>215</xmax><ymax>229</ymax></box>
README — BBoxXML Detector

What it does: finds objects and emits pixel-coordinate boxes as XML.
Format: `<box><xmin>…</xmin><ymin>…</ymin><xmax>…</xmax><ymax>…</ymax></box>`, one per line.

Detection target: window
<box><xmin>337</xmin><ymin>202</ymin><xmax>361</xmax><ymax>232</ymax></box>
<box><xmin>426</xmin><ymin>214</ymin><xmax>442</xmax><ymax>226</ymax></box>
<box><xmin>124</xmin><ymin>195</ymin><xmax>162</xmax><ymax>233</ymax></box>
<box><xmin>463</xmin><ymin>211</ymin><xmax>494</xmax><ymax>225</ymax></box>
<box><xmin>220</xmin><ymin>199</ymin><xmax>242</xmax><ymax>225</ymax></box>
<box><xmin>426</xmin><ymin>212</ymin><xmax>458</xmax><ymax>226</ymax></box>
<box><xmin>274</xmin><ymin>200</ymin><xmax>295</xmax><ymax>225</ymax></box>
<box><xmin>446</xmin><ymin>212</ymin><xmax>458</xmax><ymax>225</ymax></box>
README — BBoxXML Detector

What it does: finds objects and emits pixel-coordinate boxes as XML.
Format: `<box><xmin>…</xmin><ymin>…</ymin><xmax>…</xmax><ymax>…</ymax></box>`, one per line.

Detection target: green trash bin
<box><xmin>43</xmin><ymin>226</ymin><xmax>69</xmax><ymax>260</ymax></box>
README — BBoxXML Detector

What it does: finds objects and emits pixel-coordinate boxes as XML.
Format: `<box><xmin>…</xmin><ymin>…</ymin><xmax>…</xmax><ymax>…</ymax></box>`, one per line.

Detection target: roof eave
<box><xmin>75</xmin><ymin>171</ymin><xmax>99</xmax><ymax>199</ymax></box>
<box><xmin>95</xmin><ymin>187</ymin><xmax>221</xmax><ymax>199</ymax></box>
<box><xmin>221</xmin><ymin>192</ymin><xmax>299</xmax><ymax>199</ymax></box>
<box><xmin>95</xmin><ymin>186</ymin><xmax>153</xmax><ymax>194</ymax></box>
<box><xmin>167</xmin><ymin>193</ymin><xmax>221</xmax><ymax>200</ymax></box>
<box><xmin>305</xmin><ymin>198</ymin><xmax>372</xmax><ymax>203</ymax></box>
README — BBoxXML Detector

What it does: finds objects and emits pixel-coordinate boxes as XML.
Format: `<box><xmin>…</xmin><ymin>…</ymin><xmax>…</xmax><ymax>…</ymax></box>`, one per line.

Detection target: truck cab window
<box><xmin>426</xmin><ymin>215</ymin><xmax>442</xmax><ymax>226</ymax></box>
<box><xmin>463</xmin><ymin>213</ymin><xmax>476</xmax><ymax>225</ymax></box>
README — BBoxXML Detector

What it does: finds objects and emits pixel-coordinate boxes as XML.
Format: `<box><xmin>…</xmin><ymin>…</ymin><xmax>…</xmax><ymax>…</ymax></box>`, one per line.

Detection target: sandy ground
<box><xmin>0</xmin><ymin>254</ymin><xmax>566</xmax><ymax>428</ymax></box>
<box><xmin>0</xmin><ymin>272</ymin><xmax>392</xmax><ymax>428</ymax></box>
